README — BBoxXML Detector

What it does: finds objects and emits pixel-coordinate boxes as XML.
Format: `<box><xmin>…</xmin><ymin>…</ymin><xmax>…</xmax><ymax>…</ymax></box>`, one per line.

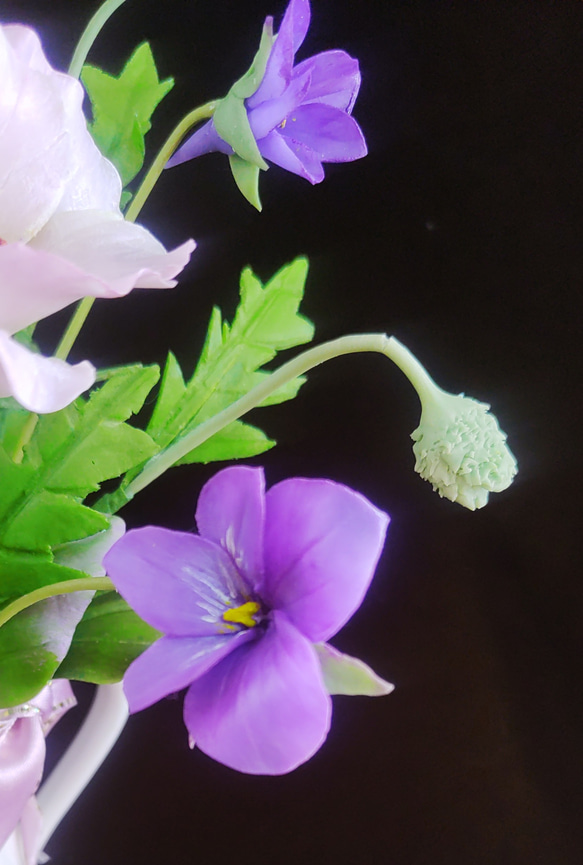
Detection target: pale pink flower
<box><xmin>0</xmin><ymin>25</ymin><xmax>195</xmax><ymax>413</ymax></box>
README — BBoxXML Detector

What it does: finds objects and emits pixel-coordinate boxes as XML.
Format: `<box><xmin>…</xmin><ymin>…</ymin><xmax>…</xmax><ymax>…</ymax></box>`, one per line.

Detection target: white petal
<box><xmin>30</xmin><ymin>210</ymin><xmax>195</xmax><ymax>293</ymax></box>
<box><xmin>53</xmin><ymin>516</ymin><xmax>126</xmax><ymax>576</ymax></box>
<box><xmin>0</xmin><ymin>330</ymin><xmax>95</xmax><ymax>413</ymax></box>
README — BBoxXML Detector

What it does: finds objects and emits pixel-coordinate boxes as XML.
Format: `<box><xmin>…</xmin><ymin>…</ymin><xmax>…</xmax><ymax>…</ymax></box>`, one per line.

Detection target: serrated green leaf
<box><xmin>0</xmin><ymin>551</ymin><xmax>92</xmax><ymax>605</ymax></box>
<box><xmin>82</xmin><ymin>42</ymin><xmax>174</xmax><ymax>186</ymax></box>
<box><xmin>175</xmin><ymin>419</ymin><xmax>275</xmax><ymax>465</ymax></box>
<box><xmin>2</xmin><ymin>492</ymin><xmax>109</xmax><ymax>551</ymax></box>
<box><xmin>147</xmin><ymin>351</ymin><xmax>186</xmax><ymax>439</ymax></box>
<box><xmin>147</xmin><ymin>258</ymin><xmax>313</xmax><ymax>449</ymax></box>
<box><xmin>0</xmin><ymin>591</ymin><xmax>93</xmax><ymax>707</ymax></box>
<box><xmin>0</xmin><ymin>365</ymin><xmax>158</xmax><ymax>552</ymax></box>
<box><xmin>97</xmin><ymin>260</ymin><xmax>314</xmax><ymax>508</ymax></box>
<box><xmin>57</xmin><ymin>593</ymin><xmax>160</xmax><ymax>684</ymax></box>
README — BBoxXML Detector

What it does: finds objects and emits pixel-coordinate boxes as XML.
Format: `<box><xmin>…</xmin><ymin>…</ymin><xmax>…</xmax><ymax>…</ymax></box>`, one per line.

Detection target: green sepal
<box><xmin>57</xmin><ymin>592</ymin><xmax>160</xmax><ymax>684</ymax></box>
<box><xmin>0</xmin><ymin>585</ymin><xmax>93</xmax><ymax>707</ymax></box>
<box><xmin>229</xmin><ymin>154</ymin><xmax>263</xmax><ymax>211</ymax></box>
<box><xmin>213</xmin><ymin>19</ymin><xmax>273</xmax><ymax>171</ymax></box>
<box><xmin>82</xmin><ymin>42</ymin><xmax>174</xmax><ymax>186</ymax></box>
<box><xmin>314</xmin><ymin>643</ymin><xmax>394</xmax><ymax>697</ymax></box>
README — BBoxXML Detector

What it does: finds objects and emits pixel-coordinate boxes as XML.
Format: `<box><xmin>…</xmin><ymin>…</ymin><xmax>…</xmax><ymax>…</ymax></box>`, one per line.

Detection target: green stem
<box><xmin>54</xmin><ymin>297</ymin><xmax>96</xmax><ymax>362</ymax></box>
<box><xmin>0</xmin><ymin>578</ymin><xmax>115</xmax><ymax>630</ymax></box>
<box><xmin>54</xmin><ymin>102</ymin><xmax>217</xmax><ymax>362</ymax></box>
<box><xmin>11</xmin><ymin>413</ymin><xmax>39</xmax><ymax>464</ymax></box>
<box><xmin>69</xmin><ymin>0</ymin><xmax>129</xmax><ymax>79</ymax></box>
<box><xmin>124</xmin><ymin>101</ymin><xmax>218</xmax><ymax>224</ymax></box>
<box><xmin>125</xmin><ymin>334</ymin><xmax>424</xmax><ymax>499</ymax></box>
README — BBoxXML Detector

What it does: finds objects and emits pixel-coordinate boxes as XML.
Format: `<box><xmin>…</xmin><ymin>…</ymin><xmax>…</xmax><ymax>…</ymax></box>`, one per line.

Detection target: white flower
<box><xmin>0</xmin><ymin>25</ymin><xmax>195</xmax><ymax>413</ymax></box>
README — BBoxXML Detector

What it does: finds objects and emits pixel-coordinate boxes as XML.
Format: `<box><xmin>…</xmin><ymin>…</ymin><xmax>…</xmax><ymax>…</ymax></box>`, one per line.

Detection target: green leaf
<box><xmin>0</xmin><ymin>365</ymin><xmax>158</xmax><ymax>551</ymax></box>
<box><xmin>175</xmin><ymin>419</ymin><xmax>275</xmax><ymax>465</ymax></box>
<box><xmin>0</xmin><ymin>590</ymin><xmax>93</xmax><ymax>707</ymax></box>
<box><xmin>57</xmin><ymin>593</ymin><xmax>160</xmax><ymax>684</ymax></box>
<box><xmin>0</xmin><ymin>550</ymin><xmax>95</xmax><ymax>605</ymax></box>
<box><xmin>147</xmin><ymin>258</ymin><xmax>314</xmax><ymax>458</ymax></box>
<box><xmin>2</xmin><ymin>491</ymin><xmax>109</xmax><ymax>551</ymax></box>
<box><xmin>82</xmin><ymin>42</ymin><xmax>174</xmax><ymax>186</ymax></box>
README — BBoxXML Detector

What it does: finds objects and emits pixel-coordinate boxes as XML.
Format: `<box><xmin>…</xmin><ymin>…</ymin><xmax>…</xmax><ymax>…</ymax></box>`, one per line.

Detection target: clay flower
<box><xmin>104</xmin><ymin>466</ymin><xmax>391</xmax><ymax>775</ymax></box>
<box><xmin>0</xmin><ymin>24</ymin><xmax>195</xmax><ymax>413</ymax></box>
<box><xmin>167</xmin><ymin>0</ymin><xmax>366</xmax><ymax>206</ymax></box>
<box><xmin>0</xmin><ymin>680</ymin><xmax>76</xmax><ymax>865</ymax></box>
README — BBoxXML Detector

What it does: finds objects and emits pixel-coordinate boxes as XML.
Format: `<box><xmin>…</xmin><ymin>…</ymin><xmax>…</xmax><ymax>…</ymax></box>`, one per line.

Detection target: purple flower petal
<box><xmin>248</xmin><ymin>67</ymin><xmax>312</xmax><ymax>140</ymax></box>
<box><xmin>195</xmin><ymin>466</ymin><xmax>265</xmax><ymax>591</ymax></box>
<box><xmin>247</xmin><ymin>0</ymin><xmax>311</xmax><ymax>107</ymax></box>
<box><xmin>183</xmin><ymin>610</ymin><xmax>331</xmax><ymax>774</ymax></box>
<box><xmin>262</xmin><ymin>478</ymin><xmax>389</xmax><ymax>642</ymax></box>
<box><xmin>293</xmin><ymin>50</ymin><xmax>361</xmax><ymax>112</ymax></box>
<box><xmin>123</xmin><ymin>630</ymin><xmax>255</xmax><ymax>712</ymax></box>
<box><xmin>166</xmin><ymin>119</ymin><xmax>233</xmax><ymax>168</ymax></box>
<box><xmin>279</xmin><ymin>103</ymin><xmax>368</xmax><ymax>162</ymax></box>
<box><xmin>104</xmin><ymin>527</ymin><xmax>251</xmax><ymax>637</ymax></box>
<box><xmin>258</xmin><ymin>129</ymin><xmax>325</xmax><ymax>183</ymax></box>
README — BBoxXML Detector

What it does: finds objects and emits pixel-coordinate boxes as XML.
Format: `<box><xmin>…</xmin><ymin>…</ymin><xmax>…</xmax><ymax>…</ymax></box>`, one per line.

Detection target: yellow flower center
<box><xmin>222</xmin><ymin>601</ymin><xmax>261</xmax><ymax>628</ymax></box>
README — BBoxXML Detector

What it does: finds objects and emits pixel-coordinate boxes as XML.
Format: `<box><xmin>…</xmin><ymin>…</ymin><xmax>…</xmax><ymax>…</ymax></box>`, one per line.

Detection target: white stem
<box><xmin>0</xmin><ymin>828</ymin><xmax>24</xmax><ymax>865</ymax></box>
<box><xmin>35</xmin><ymin>683</ymin><xmax>128</xmax><ymax>854</ymax></box>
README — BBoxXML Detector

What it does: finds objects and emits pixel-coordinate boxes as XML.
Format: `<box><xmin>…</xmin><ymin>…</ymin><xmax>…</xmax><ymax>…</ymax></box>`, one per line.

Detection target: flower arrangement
<box><xmin>0</xmin><ymin>1</ymin><xmax>517</xmax><ymax>862</ymax></box>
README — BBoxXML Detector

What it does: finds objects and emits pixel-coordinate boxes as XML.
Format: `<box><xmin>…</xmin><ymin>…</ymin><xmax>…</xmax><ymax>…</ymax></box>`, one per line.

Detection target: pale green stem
<box><xmin>69</xmin><ymin>0</ymin><xmax>129</xmax><ymax>79</ymax></box>
<box><xmin>0</xmin><ymin>578</ymin><xmax>114</xmax><ymax>629</ymax></box>
<box><xmin>54</xmin><ymin>102</ymin><xmax>218</xmax><ymax>364</ymax></box>
<box><xmin>125</xmin><ymin>334</ymin><xmax>427</xmax><ymax>499</ymax></box>
<box><xmin>124</xmin><ymin>101</ymin><xmax>218</xmax><ymax>223</ymax></box>
<box><xmin>11</xmin><ymin>412</ymin><xmax>39</xmax><ymax>464</ymax></box>
<box><xmin>54</xmin><ymin>297</ymin><xmax>95</xmax><ymax>361</ymax></box>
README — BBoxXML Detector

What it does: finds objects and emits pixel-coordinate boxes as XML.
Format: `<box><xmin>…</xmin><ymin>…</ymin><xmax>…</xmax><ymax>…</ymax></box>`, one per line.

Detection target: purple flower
<box><xmin>167</xmin><ymin>0</ymin><xmax>367</xmax><ymax>205</ymax></box>
<box><xmin>104</xmin><ymin>466</ymin><xmax>390</xmax><ymax>775</ymax></box>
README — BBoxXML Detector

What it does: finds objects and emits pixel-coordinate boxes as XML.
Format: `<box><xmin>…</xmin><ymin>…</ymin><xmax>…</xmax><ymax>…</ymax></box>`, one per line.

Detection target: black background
<box><xmin>3</xmin><ymin>0</ymin><xmax>583</xmax><ymax>863</ymax></box>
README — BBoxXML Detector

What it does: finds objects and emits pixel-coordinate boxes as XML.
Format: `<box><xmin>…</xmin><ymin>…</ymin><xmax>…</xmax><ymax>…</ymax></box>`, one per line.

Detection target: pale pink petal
<box><xmin>0</xmin><ymin>330</ymin><xmax>95</xmax><ymax>413</ymax></box>
<box><xmin>30</xmin><ymin>211</ymin><xmax>195</xmax><ymax>293</ymax></box>
<box><xmin>0</xmin><ymin>26</ymin><xmax>120</xmax><ymax>243</ymax></box>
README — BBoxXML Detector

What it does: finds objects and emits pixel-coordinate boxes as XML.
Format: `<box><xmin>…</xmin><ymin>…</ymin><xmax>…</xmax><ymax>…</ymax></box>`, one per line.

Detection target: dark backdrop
<box><xmin>3</xmin><ymin>1</ymin><xmax>582</xmax><ymax>863</ymax></box>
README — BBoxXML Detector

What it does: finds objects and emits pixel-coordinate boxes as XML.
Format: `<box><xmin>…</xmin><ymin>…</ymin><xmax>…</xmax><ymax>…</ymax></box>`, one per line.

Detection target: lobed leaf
<box><xmin>82</xmin><ymin>42</ymin><xmax>174</xmax><ymax>186</ymax></box>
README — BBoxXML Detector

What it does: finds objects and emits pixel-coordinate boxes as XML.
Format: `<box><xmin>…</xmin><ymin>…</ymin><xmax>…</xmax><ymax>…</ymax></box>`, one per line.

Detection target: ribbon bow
<box><xmin>0</xmin><ymin>680</ymin><xmax>76</xmax><ymax>865</ymax></box>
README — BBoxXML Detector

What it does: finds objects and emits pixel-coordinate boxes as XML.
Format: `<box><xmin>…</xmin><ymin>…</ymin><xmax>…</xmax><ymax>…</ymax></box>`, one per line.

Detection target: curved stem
<box><xmin>54</xmin><ymin>101</ymin><xmax>217</xmax><ymax>362</ymax></box>
<box><xmin>0</xmin><ymin>578</ymin><xmax>114</xmax><ymax>630</ymax></box>
<box><xmin>126</xmin><ymin>334</ymin><xmax>422</xmax><ymax>498</ymax></box>
<box><xmin>69</xmin><ymin>0</ymin><xmax>128</xmax><ymax>79</ymax></box>
<box><xmin>124</xmin><ymin>101</ymin><xmax>218</xmax><ymax>224</ymax></box>
<box><xmin>36</xmin><ymin>683</ymin><xmax>129</xmax><ymax>852</ymax></box>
